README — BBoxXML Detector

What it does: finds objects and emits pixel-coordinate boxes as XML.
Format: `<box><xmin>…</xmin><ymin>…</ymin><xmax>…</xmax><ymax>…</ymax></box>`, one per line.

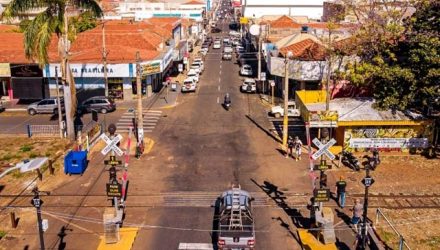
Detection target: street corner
<box><xmin>97</xmin><ymin>227</ymin><xmax>139</xmax><ymax>250</ymax></box>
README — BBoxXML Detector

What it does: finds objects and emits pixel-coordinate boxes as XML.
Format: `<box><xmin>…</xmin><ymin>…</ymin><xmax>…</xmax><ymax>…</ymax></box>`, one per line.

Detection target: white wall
<box><xmin>241</xmin><ymin>0</ymin><xmax>324</xmax><ymax>19</ymax></box>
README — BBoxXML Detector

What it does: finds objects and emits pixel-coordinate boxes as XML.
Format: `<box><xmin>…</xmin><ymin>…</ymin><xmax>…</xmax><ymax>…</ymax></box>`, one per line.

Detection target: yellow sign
<box><xmin>240</xmin><ymin>17</ymin><xmax>248</xmax><ymax>24</ymax></box>
<box><xmin>0</xmin><ymin>63</ymin><xmax>10</xmax><ymax>77</ymax></box>
<box><xmin>142</xmin><ymin>62</ymin><xmax>161</xmax><ymax>76</ymax></box>
<box><xmin>308</xmin><ymin>110</ymin><xmax>338</xmax><ymax>127</ymax></box>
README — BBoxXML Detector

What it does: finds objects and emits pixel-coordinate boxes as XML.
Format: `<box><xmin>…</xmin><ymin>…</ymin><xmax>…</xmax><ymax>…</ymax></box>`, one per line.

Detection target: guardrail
<box><xmin>26</xmin><ymin>124</ymin><xmax>63</xmax><ymax>138</ymax></box>
<box><xmin>375</xmin><ymin>208</ymin><xmax>411</xmax><ymax>250</ymax></box>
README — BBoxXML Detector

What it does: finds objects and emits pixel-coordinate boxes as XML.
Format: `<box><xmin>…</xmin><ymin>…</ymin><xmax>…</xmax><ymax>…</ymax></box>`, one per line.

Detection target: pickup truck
<box><xmin>217</xmin><ymin>185</ymin><xmax>255</xmax><ymax>250</ymax></box>
<box><xmin>270</xmin><ymin>101</ymin><xmax>301</xmax><ymax>118</ymax></box>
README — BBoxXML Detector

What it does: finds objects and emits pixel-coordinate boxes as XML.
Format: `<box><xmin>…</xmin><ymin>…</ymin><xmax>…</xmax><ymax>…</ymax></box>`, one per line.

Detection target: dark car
<box><xmin>78</xmin><ymin>96</ymin><xmax>116</xmax><ymax>114</ymax></box>
<box><xmin>211</xmin><ymin>27</ymin><xmax>222</xmax><ymax>33</ymax></box>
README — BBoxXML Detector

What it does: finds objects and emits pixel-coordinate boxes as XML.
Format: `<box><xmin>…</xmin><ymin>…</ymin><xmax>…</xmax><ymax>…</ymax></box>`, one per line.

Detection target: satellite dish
<box><xmin>249</xmin><ymin>24</ymin><xmax>260</xmax><ymax>36</ymax></box>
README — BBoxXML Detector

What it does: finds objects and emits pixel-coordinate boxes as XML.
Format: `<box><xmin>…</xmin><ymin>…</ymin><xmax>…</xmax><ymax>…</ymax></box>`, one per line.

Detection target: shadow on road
<box><xmin>245</xmin><ymin>115</ymin><xmax>281</xmax><ymax>144</ymax></box>
<box><xmin>251</xmin><ymin>179</ymin><xmax>309</xmax><ymax>245</ymax></box>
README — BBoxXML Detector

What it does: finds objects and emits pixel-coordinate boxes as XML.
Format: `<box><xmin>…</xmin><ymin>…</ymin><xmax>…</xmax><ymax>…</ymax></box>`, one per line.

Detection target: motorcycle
<box><xmin>224</xmin><ymin>100</ymin><xmax>231</xmax><ymax>110</ymax></box>
<box><xmin>341</xmin><ymin>151</ymin><xmax>361</xmax><ymax>171</ymax></box>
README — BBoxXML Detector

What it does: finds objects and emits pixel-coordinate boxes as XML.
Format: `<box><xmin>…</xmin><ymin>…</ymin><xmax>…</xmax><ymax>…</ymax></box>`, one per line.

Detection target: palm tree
<box><xmin>2</xmin><ymin>0</ymin><xmax>102</xmax><ymax>140</ymax></box>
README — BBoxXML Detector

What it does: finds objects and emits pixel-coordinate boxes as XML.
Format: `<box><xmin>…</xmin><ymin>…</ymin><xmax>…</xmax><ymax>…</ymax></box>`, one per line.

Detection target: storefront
<box><xmin>11</xmin><ymin>64</ymin><xmax>48</xmax><ymax>100</ymax></box>
<box><xmin>0</xmin><ymin>63</ymin><xmax>11</xmax><ymax>99</ymax></box>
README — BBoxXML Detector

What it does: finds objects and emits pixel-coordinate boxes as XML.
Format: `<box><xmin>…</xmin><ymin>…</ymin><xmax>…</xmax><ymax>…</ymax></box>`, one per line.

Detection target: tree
<box><xmin>342</xmin><ymin>0</ymin><xmax>439</xmax><ymax>111</ymax></box>
<box><xmin>2</xmin><ymin>0</ymin><xmax>102</xmax><ymax>140</ymax></box>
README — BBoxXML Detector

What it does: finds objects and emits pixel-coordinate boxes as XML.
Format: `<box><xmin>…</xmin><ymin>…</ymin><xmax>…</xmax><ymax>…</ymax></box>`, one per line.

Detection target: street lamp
<box><xmin>282</xmin><ymin>51</ymin><xmax>294</xmax><ymax>153</ymax></box>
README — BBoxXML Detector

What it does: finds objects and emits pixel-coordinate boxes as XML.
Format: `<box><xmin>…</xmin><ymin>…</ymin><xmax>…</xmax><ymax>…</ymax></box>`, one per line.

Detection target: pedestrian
<box><xmin>287</xmin><ymin>136</ymin><xmax>294</xmax><ymax>158</ymax></box>
<box><xmin>335</xmin><ymin>176</ymin><xmax>347</xmax><ymax>208</ymax></box>
<box><xmin>351</xmin><ymin>199</ymin><xmax>363</xmax><ymax>233</ymax></box>
<box><xmin>293</xmin><ymin>136</ymin><xmax>303</xmax><ymax>161</ymax></box>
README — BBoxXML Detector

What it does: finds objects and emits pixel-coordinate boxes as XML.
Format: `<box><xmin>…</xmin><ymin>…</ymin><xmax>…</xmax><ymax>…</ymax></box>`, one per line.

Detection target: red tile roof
<box><xmin>183</xmin><ymin>0</ymin><xmax>205</xmax><ymax>5</ymax></box>
<box><xmin>280</xmin><ymin>39</ymin><xmax>327</xmax><ymax>61</ymax></box>
<box><xmin>269</xmin><ymin>15</ymin><xmax>302</xmax><ymax>29</ymax></box>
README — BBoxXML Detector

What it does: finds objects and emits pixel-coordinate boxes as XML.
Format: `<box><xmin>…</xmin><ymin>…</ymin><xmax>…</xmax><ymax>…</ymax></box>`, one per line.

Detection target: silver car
<box><xmin>27</xmin><ymin>98</ymin><xmax>64</xmax><ymax>116</ymax></box>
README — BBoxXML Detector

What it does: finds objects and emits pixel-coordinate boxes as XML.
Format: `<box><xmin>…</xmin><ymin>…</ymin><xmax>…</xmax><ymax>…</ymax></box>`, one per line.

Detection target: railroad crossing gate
<box><xmin>100</xmin><ymin>134</ymin><xmax>123</xmax><ymax>156</ymax></box>
<box><xmin>312</xmin><ymin>138</ymin><xmax>336</xmax><ymax>160</ymax></box>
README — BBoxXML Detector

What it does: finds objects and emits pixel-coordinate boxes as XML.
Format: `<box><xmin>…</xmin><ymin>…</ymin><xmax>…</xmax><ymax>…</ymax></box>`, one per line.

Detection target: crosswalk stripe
<box><xmin>116</xmin><ymin>109</ymin><xmax>162</xmax><ymax>133</ymax></box>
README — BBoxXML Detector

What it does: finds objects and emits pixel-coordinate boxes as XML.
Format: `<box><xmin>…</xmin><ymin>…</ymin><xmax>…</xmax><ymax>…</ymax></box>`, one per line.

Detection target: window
<box><xmin>47</xmin><ymin>100</ymin><xmax>55</xmax><ymax>105</ymax></box>
<box><xmin>38</xmin><ymin>100</ymin><xmax>48</xmax><ymax>105</ymax></box>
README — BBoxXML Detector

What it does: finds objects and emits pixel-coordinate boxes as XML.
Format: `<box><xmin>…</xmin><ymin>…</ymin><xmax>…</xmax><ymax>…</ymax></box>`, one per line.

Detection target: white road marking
<box><xmin>217</xmin><ymin>97</ymin><xmax>219</xmax><ymax>103</ymax></box>
<box><xmin>218</xmin><ymin>85</ymin><xmax>220</xmax><ymax>91</ymax></box>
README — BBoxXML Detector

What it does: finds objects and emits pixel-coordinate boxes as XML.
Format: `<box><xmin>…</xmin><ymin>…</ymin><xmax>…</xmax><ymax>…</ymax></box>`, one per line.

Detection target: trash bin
<box><xmin>64</xmin><ymin>151</ymin><xmax>88</xmax><ymax>175</ymax></box>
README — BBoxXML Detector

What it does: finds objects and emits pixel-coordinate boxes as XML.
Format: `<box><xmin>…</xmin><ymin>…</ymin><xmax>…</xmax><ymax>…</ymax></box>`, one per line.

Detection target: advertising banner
<box><xmin>308</xmin><ymin>110</ymin><xmax>338</xmax><ymax>128</ymax></box>
<box><xmin>349</xmin><ymin>138</ymin><xmax>429</xmax><ymax>149</ymax></box>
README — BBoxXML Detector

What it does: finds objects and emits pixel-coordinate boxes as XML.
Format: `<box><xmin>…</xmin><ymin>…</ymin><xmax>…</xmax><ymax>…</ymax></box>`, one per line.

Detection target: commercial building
<box><xmin>240</xmin><ymin>0</ymin><xmax>325</xmax><ymax>20</ymax></box>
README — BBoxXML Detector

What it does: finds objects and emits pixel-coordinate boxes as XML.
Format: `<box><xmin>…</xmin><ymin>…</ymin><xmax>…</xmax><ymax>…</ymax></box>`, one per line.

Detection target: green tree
<box><xmin>344</xmin><ymin>0</ymin><xmax>439</xmax><ymax>111</ymax></box>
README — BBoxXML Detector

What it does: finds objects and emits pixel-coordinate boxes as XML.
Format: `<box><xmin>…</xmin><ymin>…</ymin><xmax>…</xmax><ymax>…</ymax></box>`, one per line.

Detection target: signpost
<box><xmin>104</xmin><ymin>156</ymin><xmax>122</xmax><ymax>166</ymax></box>
<box><xmin>106</xmin><ymin>179</ymin><xmax>122</xmax><ymax>197</ymax></box>
<box><xmin>178</xmin><ymin>64</ymin><xmax>183</xmax><ymax>73</ymax></box>
<box><xmin>269</xmin><ymin>80</ymin><xmax>275</xmax><ymax>106</ymax></box>
<box><xmin>362</xmin><ymin>177</ymin><xmax>375</xmax><ymax>187</ymax></box>
<box><xmin>313</xmin><ymin>188</ymin><xmax>330</xmax><ymax>202</ymax></box>
<box><xmin>260</xmin><ymin>72</ymin><xmax>266</xmax><ymax>81</ymax></box>
<box><xmin>100</xmin><ymin>134</ymin><xmax>123</xmax><ymax>156</ymax></box>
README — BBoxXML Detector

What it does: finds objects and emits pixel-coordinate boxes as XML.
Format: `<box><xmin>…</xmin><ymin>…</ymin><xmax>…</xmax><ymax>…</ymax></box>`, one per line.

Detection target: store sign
<box><xmin>11</xmin><ymin>64</ymin><xmax>42</xmax><ymax>77</ymax></box>
<box><xmin>142</xmin><ymin>61</ymin><xmax>161</xmax><ymax>76</ymax></box>
<box><xmin>349</xmin><ymin>138</ymin><xmax>429</xmax><ymax>148</ymax></box>
<box><xmin>0</xmin><ymin>63</ymin><xmax>10</xmax><ymax>77</ymax></box>
<box><xmin>44</xmin><ymin>64</ymin><xmax>131</xmax><ymax>78</ymax></box>
<box><xmin>309</xmin><ymin>110</ymin><xmax>338</xmax><ymax>128</ymax></box>
<box><xmin>162</xmin><ymin>48</ymin><xmax>174</xmax><ymax>70</ymax></box>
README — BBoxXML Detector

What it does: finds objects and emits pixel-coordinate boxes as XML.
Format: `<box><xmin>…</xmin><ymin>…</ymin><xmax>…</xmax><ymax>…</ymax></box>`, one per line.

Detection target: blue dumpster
<box><xmin>64</xmin><ymin>151</ymin><xmax>88</xmax><ymax>175</ymax></box>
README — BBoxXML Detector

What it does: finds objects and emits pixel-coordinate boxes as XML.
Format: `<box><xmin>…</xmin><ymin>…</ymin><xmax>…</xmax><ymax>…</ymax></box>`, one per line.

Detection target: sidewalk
<box><xmin>117</xmin><ymin>87</ymin><xmax>179</xmax><ymax>111</ymax></box>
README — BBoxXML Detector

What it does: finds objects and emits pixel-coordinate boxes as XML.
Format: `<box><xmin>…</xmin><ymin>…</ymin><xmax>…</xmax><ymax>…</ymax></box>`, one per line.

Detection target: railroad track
<box><xmin>1</xmin><ymin>192</ymin><xmax>440</xmax><ymax>209</ymax></box>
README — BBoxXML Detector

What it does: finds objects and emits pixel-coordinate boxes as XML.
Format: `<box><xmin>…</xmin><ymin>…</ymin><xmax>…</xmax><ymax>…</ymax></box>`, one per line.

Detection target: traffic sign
<box><xmin>106</xmin><ymin>179</ymin><xmax>122</xmax><ymax>197</ymax></box>
<box><xmin>314</xmin><ymin>160</ymin><xmax>331</xmax><ymax>171</ymax></box>
<box><xmin>362</xmin><ymin>177</ymin><xmax>375</xmax><ymax>187</ymax></box>
<box><xmin>104</xmin><ymin>155</ymin><xmax>122</xmax><ymax>166</ymax></box>
<box><xmin>313</xmin><ymin>188</ymin><xmax>330</xmax><ymax>202</ymax></box>
<box><xmin>312</xmin><ymin>138</ymin><xmax>336</xmax><ymax>160</ymax></box>
<box><xmin>269</xmin><ymin>80</ymin><xmax>275</xmax><ymax>87</ymax></box>
<box><xmin>100</xmin><ymin>134</ymin><xmax>123</xmax><ymax>156</ymax></box>
<box><xmin>260</xmin><ymin>72</ymin><xmax>266</xmax><ymax>81</ymax></box>
<box><xmin>178</xmin><ymin>64</ymin><xmax>183</xmax><ymax>72</ymax></box>
<box><xmin>31</xmin><ymin>197</ymin><xmax>42</xmax><ymax>208</ymax></box>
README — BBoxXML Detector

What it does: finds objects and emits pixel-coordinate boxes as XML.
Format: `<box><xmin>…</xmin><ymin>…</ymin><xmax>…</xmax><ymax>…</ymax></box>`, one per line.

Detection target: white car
<box><xmin>190</xmin><ymin>62</ymin><xmax>203</xmax><ymax>74</ymax></box>
<box><xmin>270</xmin><ymin>102</ymin><xmax>301</xmax><ymax>118</ymax></box>
<box><xmin>236</xmin><ymin>45</ymin><xmax>245</xmax><ymax>53</ymax></box>
<box><xmin>224</xmin><ymin>46</ymin><xmax>233</xmax><ymax>53</ymax></box>
<box><xmin>229</xmin><ymin>30</ymin><xmax>240</xmax><ymax>37</ymax></box>
<box><xmin>213</xmin><ymin>41</ymin><xmax>221</xmax><ymax>49</ymax></box>
<box><xmin>187</xmin><ymin>69</ymin><xmax>199</xmax><ymax>83</ymax></box>
<box><xmin>223</xmin><ymin>37</ymin><xmax>230</xmax><ymax>44</ymax></box>
<box><xmin>181</xmin><ymin>78</ymin><xmax>197</xmax><ymax>93</ymax></box>
<box><xmin>241</xmin><ymin>78</ymin><xmax>256</xmax><ymax>93</ymax></box>
<box><xmin>240</xmin><ymin>64</ymin><xmax>253</xmax><ymax>76</ymax></box>
<box><xmin>193</xmin><ymin>58</ymin><xmax>204</xmax><ymax>71</ymax></box>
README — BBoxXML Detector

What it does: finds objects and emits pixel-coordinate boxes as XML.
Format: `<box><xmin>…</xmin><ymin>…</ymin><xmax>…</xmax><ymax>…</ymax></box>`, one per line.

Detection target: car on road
<box><xmin>270</xmin><ymin>101</ymin><xmax>301</xmax><ymax>118</ymax></box>
<box><xmin>240</xmin><ymin>64</ymin><xmax>253</xmax><ymax>76</ymax></box>
<box><xmin>213</xmin><ymin>41</ymin><xmax>221</xmax><ymax>49</ymax></box>
<box><xmin>222</xmin><ymin>52</ymin><xmax>232</xmax><ymax>60</ymax></box>
<box><xmin>78</xmin><ymin>96</ymin><xmax>116</xmax><ymax>114</ymax></box>
<box><xmin>27</xmin><ymin>98</ymin><xmax>64</xmax><ymax>116</ymax></box>
<box><xmin>187</xmin><ymin>69</ymin><xmax>199</xmax><ymax>83</ymax></box>
<box><xmin>229</xmin><ymin>30</ymin><xmax>240</xmax><ymax>37</ymax></box>
<box><xmin>217</xmin><ymin>186</ymin><xmax>255</xmax><ymax>250</ymax></box>
<box><xmin>224</xmin><ymin>46</ymin><xmax>233</xmax><ymax>54</ymax></box>
<box><xmin>241</xmin><ymin>78</ymin><xmax>257</xmax><ymax>93</ymax></box>
<box><xmin>223</xmin><ymin>37</ymin><xmax>230</xmax><ymax>44</ymax></box>
<box><xmin>181</xmin><ymin>78</ymin><xmax>197</xmax><ymax>93</ymax></box>
<box><xmin>190</xmin><ymin>61</ymin><xmax>204</xmax><ymax>74</ymax></box>
<box><xmin>211</xmin><ymin>27</ymin><xmax>222</xmax><ymax>33</ymax></box>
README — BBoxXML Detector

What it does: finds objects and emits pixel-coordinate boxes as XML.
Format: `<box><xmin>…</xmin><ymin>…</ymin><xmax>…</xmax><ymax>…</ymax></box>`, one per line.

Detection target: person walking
<box><xmin>287</xmin><ymin>136</ymin><xmax>294</xmax><ymax>158</ymax></box>
<box><xmin>335</xmin><ymin>176</ymin><xmax>347</xmax><ymax>208</ymax></box>
<box><xmin>351</xmin><ymin>199</ymin><xmax>363</xmax><ymax>233</ymax></box>
<box><xmin>293</xmin><ymin>136</ymin><xmax>303</xmax><ymax>161</ymax></box>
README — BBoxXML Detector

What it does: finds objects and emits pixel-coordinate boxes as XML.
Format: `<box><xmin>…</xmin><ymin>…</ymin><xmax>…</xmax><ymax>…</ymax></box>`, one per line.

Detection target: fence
<box><xmin>77</xmin><ymin>121</ymin><xmax>103</xmax><ymax>151</ymax></box>
<box><xmin>375</xmin><ymin>208</ymin><xmax>411</xmax><ymax>250</ymax></box>
<box><xmin>27</xmin><ymin>124</ymin><xmax>63</xmax><ymax>138</ymax></box>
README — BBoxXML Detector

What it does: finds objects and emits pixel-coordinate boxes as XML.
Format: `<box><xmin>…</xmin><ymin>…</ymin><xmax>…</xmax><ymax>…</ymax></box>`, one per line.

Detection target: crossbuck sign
<box><xmin>100</xmin><ymin>134</ymin><xmax>123</xmax><ymax>156</ymax></box>
<box><xmin>312</xmin><ymin>138</ymin><xmax>336</xmax><ymax>160</ymax></box>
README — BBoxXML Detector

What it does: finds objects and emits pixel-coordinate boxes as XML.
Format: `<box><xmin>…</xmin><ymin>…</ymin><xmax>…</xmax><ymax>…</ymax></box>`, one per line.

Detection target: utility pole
<box><xmin>282</xmin><ymin>52</ymin><xmax>292</xmax><ymax>152</ymax></box>
<box><xmin>257</xmin><ymin>28</ymin><xmax>261</xmax><ymax>82</ymax></box>
<box><xmin>62</xmin><ymin>6</ymin><xmax>75</xmax><ymax>140</ymax></box>
<box><xmin>102</xmin><ymin>23</ymin><xmax>109</xmax><ymax>97</ymax></box>
<box><xmin>55</xmin><ymin>66</ymin><xmax>64</xmax><ymax>138</ymax></box>
<box><xmin>31</xmin><ymin>187</ymin><xmax>50</xmax><ymax>250</ymax></box>
<box><xmin>361</xmin><ymin>158</ymin><xmax>375</xmax><ymax>249</ymax></box>
<box><xmin>135</xmin><ymin>52</ymin><xmax>144</xmax><ymax>157</ymax></box>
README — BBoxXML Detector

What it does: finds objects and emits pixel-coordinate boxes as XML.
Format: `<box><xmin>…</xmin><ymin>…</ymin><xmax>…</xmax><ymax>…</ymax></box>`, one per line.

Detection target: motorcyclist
<box><xmin>224</xmin><ymin>93</ymin><xmax>231</xmax><ymax>105</ymax></box>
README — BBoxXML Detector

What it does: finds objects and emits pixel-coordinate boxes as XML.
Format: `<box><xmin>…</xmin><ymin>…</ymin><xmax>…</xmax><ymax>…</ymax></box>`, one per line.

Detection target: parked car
<box><xmin>212</xmin><ymin>27</ymin><xmax>222</xmax><ymax>33</ymax></box>
<box><xmin>270</xmin><ymin>101</ymin><xmax>301</xmax><ymax>118</ymax></box>
<box><xmin>213</xmin><ymin>41</ymin><xmax>221</xmax><ymax>49</ymax></box>
<box><xmin>187</xmin><ymin>69</ymin><xmax>199</xmax><ymax>83</ymax></box>
<box><xmin>27</xmin><ymin>98</ymin><xmax>64</xmax><ymax>116</ymax></box>
<box><xmin>229</xmin><ymin>30</ymin><xmax>240</xmax><ymax>37</ymax></box>
<box><xmin>223</xmin><ymin>37</ymin><xmax>230</xmax><ymax>44</ymax></box>
<box><xmin>224</xmin><ymin>46</ymin><xmax>233</xmax><ymax>53</ymax></box>
<box><xmin>78</xmin><ymin>96</ymin><xmax>116</xmax><ymax>114</ymax></box>
<box><xmin>241</xmin><ymin>78</ymin><xmax>257</xmax><ymax>93</ymax></box>
<box><xmin>240</xmin><ymin>64</ymin><xmax>253</xmax><ymax>76</ymax></box>
<box><xmin>190</xmin><ymin>61</ymin><xmax>204</xmax><ymax>74</ymax></box>
<box><xmin>181</xmin><ymin>78</ymin><xmax>197</xmax><ymax>93</ymax></box>
<box><xmin>222</xmin><ymin>52</ymin><xmax>232</xmax><ymax>60</ymax></box>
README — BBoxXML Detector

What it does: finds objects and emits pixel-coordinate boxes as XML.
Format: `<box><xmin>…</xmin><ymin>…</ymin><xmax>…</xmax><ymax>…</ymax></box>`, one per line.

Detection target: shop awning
<box><xmin>0</xmin><ymin>63</ymin><xmax>11</xmax><ymax>77</ymax></box>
